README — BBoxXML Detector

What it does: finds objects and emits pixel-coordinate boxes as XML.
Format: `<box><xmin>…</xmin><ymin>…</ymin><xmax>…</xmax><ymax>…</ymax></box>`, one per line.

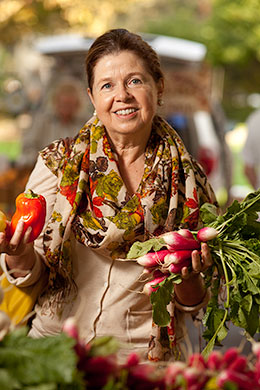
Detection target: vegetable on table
<box><xmin>62</xmin><ymin>317</ymin><xmax>260</xmax><ymax>389</ymax></box>
<box><xmin>127</xmin><ymin>189</ymin><xmax>260</xmax><ymax>356</ymax></box>
<box><xmin>9</xmin><ymin>189</ymin><xmax>46</xmax><ymax>243</ymax></box>
<box><xmin>2</xmin><ymin>317</ymin><xmax>260</xmax><ymax>389</ymax></box>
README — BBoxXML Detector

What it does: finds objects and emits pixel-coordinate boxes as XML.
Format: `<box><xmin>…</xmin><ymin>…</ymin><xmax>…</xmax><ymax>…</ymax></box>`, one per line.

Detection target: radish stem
<box><xmin>202</xmin><ymin>243</ymin><xmax>229</xmax><ymax>358</ymax></box>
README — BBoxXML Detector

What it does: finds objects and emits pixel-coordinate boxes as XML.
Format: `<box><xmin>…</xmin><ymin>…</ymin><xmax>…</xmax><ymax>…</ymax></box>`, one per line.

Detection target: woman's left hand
<box><xmin>180</xmin><ymin>242</ymin><xmax>213</xmax><ymax>280</ymax></box>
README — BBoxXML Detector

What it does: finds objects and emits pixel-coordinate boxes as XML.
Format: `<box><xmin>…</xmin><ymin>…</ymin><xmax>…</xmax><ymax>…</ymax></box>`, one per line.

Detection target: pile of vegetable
<box><xmin>127</xmin><ymin>189</ymin><xmax>260</xmax><ymax>356</ymax></box>
<box><xmin>2</xmin><ymin>315</ymin><xmax>260</xmax><ymax>390</ymax></box>
<box><xmin>63</xmin><ymin>317</ymin><xmax>260</xmax><ymax>390</ymax></box>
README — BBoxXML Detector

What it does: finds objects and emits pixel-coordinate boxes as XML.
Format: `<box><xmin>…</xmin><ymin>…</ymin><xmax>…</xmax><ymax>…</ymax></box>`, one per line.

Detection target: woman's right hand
<box><xmin>0</xmin><ymin>219</ymin><xmax>32</xmax><ymax>257</ymax></box>
<box><xmin>0</xmin><ymin>219</ymin><xmax>37</xmax><ymax>278</ymax></box>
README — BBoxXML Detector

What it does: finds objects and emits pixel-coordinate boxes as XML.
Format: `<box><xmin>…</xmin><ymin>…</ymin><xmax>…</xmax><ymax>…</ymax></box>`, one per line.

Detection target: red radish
<box><xmin>142</xmin><ymin>275</ymin><xmax>166</xmax><ymax>296</ymax></box>
<box><xmin>255</xmin><ymin>361</ymin><xmax>260</xmax><ymax>383</ymax></box>
<box><xmin>229</xmin><ymin>355</ymin><xmax>248</xmax><ymax>373</ymax></box>
<box><xmin>140</xmin><ymin>267</ymin><xmax>153</xmax><ymax>276</ymax></box>
<box><xmin>197</xmin><ymin>227</ymin><xmax>218</xmax><ymax>242</ymax></box>
<box><xmin>136</xmin><ymin>249</ymin><xmax>170</xmax><ymax>267</ymax></box>
<box><xmin>178</xmin><ymin>228</ymin><xmax>195</xmax><ymax>240</ymax></box>
<box><xmin>207</xmin><ymin>350</ymin><xmax>223</xmax><ymax>371</ymax></box>
<box><xmin>126</xmin><ymin>363</ymin><xmax>165</xmax><ymax>389</ymax></box>
<box><xmin>82</xmin><ymin>355</ymin><xmax>118</xmax><ymax>388</ymax></box>
<box><xmin>161</xmin><ymin>231</ymin><xmax>200</xmax><ymax>250</ymax></box>
<box><xmin>153</xmin><ymin>269</ymin><xmax>168</xmax><ymax>278</ymax></box>
<box><xmin>182</xmin><ymin>366</ymin><xmax>207</xmax><ymax>389</ymax></box>
<box><xmin>217</xmin><ymin>370</ymin><xmax>255</xmax><ymax>390</ymax></box>
<box><xmin>188</xmin><ymin>353</ymin><xmax>207</xmax><ymax>370</ymax></box>
<box><xmin>164</xmin><ymin>250</ymin><xmax>193</xmax><ymax>266</ymax></box>
<box><xmin>62</xmin><ymin>317</ymin><xmax>79</xmax><ymax>340</ymax></box>
<box><xmin>164</xmin><ymin>361</ymin><xmax>186</xmax><ymax>385</ymax></box>
<box><xmin>222</xmin><ymin>347</ymin><xmax>239</xmax><ymax>366</ymax></box>
<box><xmin>62</xmin><ymin>317</ymin><xmax>86</xmax><ymax>360</ymax></box>
<box><xmin>168</xmin><ymin>258</ymin><xmax>192</xmax><ymax>274</ymax></box>
<box><xmin>123</xmin><ymin>352</ymin><xmax>140</xmax><ymax>368</ymax></box>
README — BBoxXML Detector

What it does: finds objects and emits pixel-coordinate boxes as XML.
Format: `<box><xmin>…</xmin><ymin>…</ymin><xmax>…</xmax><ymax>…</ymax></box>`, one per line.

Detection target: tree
<box><xmin>0</xmin><ymin>0</ymin><xmax>154</xmax><ymax>44</ymax></box>
<box><xmin>143</xmin><ymin>0</ymin><xmax>260</xmax><ymax>121</ymax></box>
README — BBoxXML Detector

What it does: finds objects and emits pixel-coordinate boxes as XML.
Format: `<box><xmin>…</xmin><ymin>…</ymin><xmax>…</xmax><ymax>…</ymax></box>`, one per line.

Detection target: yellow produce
<box><xmin>0</xmin><ymin>210</ymin><xmax>6</xmax><ymax>233</ymax></box>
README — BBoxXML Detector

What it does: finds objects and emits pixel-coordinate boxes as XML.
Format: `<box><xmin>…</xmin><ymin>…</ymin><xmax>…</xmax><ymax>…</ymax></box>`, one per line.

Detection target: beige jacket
<box><xmin>1</xmin><ymin>156</ymin><xmax>208</xmax><ymax>362</ymax></box>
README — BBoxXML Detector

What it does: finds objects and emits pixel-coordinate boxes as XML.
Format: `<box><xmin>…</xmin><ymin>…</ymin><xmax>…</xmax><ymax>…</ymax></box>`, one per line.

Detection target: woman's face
<box><xmin>88</xmin><ymin>51</ymin><xmax>163</xmax><ymax>140</ymax></box>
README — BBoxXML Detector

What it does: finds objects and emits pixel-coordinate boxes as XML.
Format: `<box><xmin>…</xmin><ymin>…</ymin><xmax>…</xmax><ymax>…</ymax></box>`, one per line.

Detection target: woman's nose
<box><xmin>115</xmin><ymin>83</ymin><xmax>131</xmax><ymax>101</ymax></box>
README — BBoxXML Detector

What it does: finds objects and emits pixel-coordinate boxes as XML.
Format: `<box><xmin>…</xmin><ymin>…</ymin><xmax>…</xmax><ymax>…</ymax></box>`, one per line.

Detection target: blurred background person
<box><xmin>241</xmin><ymin>108</ymin><xmax>260</xmax><ymax>190</ymax></box>
<box><xmin>16</xmin><ymin>76</ymin><xmax>88</xmax><ymax>170</ymax></box>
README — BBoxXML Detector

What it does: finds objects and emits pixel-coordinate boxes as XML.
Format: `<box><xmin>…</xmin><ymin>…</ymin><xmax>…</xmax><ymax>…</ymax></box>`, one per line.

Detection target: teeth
<box><xmin>116</xmin><ymin>108</ymin><xmax>136</xmax><ymax>115</ymax></box>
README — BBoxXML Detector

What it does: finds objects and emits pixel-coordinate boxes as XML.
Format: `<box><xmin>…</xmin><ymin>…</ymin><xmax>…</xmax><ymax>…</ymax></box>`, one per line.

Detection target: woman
<box><xmin>0</xmin><ymin>29</ymin><xmax>216</xmax><ymax>362</ymax></box>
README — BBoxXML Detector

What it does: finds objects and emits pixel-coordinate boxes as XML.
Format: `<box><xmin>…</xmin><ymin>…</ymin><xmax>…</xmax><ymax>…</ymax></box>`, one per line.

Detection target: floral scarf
<box><xmin>40</xmin><ymin>114</ymin><xmax>216</xmax><ymax>360</ymax></box>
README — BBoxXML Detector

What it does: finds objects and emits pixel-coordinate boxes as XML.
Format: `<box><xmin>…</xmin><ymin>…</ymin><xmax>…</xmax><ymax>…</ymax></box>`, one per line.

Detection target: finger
<box><xmin>201</xmin><ymin>243</ymin><xmax>213</xmax><ymax>269</ymax></box>
<box><xmin>191</xmin><ymin>250</ymin><xmax>201</xmax><ymax>273</ymax></box>
<box><xmin>23</xmin><ymin>226</ymin><xmax>32</xmax><ymax>244</ymax></box>
<box><xmin>180</xmin><ymin>266</ymin><xmax>190</xmax><ymax>280</ymax></box>
<box><xmin>9</xmin><ymin>219</ymin><xmax>25</xmax><ymax>248</ymax></box>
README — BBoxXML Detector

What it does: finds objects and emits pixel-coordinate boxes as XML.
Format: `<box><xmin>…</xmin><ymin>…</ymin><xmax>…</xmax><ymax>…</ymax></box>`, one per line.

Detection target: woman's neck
<box><xmin>107</xmin><ymin>129</ymin><xmax>151</xmax><ymax>163</ymax></box>
<box><xmin>106</xmin><ymin>132</ymin><xmax>151</xmax><ymax>195</ymax></box>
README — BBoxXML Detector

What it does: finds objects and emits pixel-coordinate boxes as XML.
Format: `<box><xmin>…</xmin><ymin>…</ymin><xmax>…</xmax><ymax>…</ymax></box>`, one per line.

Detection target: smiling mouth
<box><xmin>114</xmin><ymin>108</ymin><xmax>138</xmax><ymax>116</ymax></box>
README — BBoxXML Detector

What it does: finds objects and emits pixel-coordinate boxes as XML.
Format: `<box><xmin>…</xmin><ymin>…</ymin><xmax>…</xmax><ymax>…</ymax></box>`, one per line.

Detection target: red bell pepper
<box><xmin>10</xmin><ymin>189</ymin><xmax>46</xmax><ymax>243</ymax></box>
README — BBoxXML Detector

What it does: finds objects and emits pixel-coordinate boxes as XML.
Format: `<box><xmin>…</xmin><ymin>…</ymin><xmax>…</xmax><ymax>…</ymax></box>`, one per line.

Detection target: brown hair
<box><xmin>85</xmin><ymin>28</ymin><xmax>164</xmax><ymax>92</ymax></box>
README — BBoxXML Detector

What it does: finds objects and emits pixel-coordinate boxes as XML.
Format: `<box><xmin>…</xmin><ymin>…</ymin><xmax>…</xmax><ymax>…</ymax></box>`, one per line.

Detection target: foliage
<box><xmin>0</xmin><ymin>327</ymin><xmax>84</xmax><ymax>389</ymax></box>
<box><xmin>144</xmin><ymin>0</ymin><xmax>260</xmax><ymax>121</ymax></box>
<box><xmin>203</xmin><ymin>0</ymin><xmax>260</xmax><ymax>66</ymax></box>
<box><xmin>0</xmin><ymin>0</ymin><xmax>152</xmax><ymax>43</ymax></box>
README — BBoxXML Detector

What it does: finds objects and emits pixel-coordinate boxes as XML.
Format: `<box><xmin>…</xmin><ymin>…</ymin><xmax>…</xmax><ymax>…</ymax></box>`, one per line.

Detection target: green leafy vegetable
<box><xmin>126</xmin><ymin>189</ymin><xmax>260</xmax><ymax>358</ymax></box>
<box><xmin>89</xmin><ymin>335</ymin><xmax>121</xmax><ymax>357</ymax></box>
<box><xmin>150</xmin><ymin>275</ymin><xmax>182</xmax><ymax>326</ymax></box>
<box><xmin>200</xmin><ymin>189</ymin><xmax>260</xmax><ymax>357</ymax></box>
<box><xmin>126</xmin><ymin>238</ymin><xmax>165</xmax><ymax>259</ymax></box>
<box><xmin>0</xmin><ymin>327</ymin><xmax>84</xmax><ymax>390</ymax></box>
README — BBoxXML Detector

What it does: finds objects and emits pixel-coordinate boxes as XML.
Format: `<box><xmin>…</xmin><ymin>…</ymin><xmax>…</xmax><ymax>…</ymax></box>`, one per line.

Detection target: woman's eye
<box><xmin>130</xmin><ymin>78</ymin><xmax>141</xmax><ymax>85</ymax></box>
<box><xmin>102</xmin><ymin>83</ymin><xmax>111</xmax><ymax>90</ymax></box>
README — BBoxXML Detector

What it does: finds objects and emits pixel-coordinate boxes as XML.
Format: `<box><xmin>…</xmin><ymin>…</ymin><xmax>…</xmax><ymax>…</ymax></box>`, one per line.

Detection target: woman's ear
<box><xmin>157</xmin><ymin>78</ymin><xmax>164</xmax><ymax>96</ymax></box>
<box><xmin>87</xmin><ymin>88</ymin><xmax>95</xmax><ymax>107</ymax></box>
<box><xmin>157</xmin><ymin>78</ymin><xmax>165</xmax><ymax>107</ymax></box>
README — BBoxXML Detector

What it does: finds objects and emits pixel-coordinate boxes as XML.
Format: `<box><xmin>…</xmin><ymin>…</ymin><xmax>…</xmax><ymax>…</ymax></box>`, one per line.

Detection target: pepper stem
<box><xmin>25</xmin><ymin>189</ymin><xmax>39</xmax><ymax>199</ymax></box>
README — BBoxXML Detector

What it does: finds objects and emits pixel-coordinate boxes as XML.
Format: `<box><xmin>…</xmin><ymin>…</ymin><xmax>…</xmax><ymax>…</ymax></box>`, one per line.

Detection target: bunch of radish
<box><xmin>129</xmin><ymin>227</ymin><xmax>218</xmax><ymax>297</ymax></box>
<box><xmin>62</xmin><ymin>317</ymin><xmax>166</xmax><ymax>389</ymax></box>
<box><xmin>166</xmin><ymin>347</ymin><xmax>260</xmax><ymax>390</ymax></box>
<box><xmin>62</xmin><ymin>316</ymin><xmax>260</xmax><ymax>390</ymax></box>
<box><xmin>63</xmin><ymin>317</ymin><xmax>119</xmax><ymax>389</ymax></box>
<box><xmin>215</xmin><ymin>347</ymin><xmax>259</xmax><ymax>390</ymax></box>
